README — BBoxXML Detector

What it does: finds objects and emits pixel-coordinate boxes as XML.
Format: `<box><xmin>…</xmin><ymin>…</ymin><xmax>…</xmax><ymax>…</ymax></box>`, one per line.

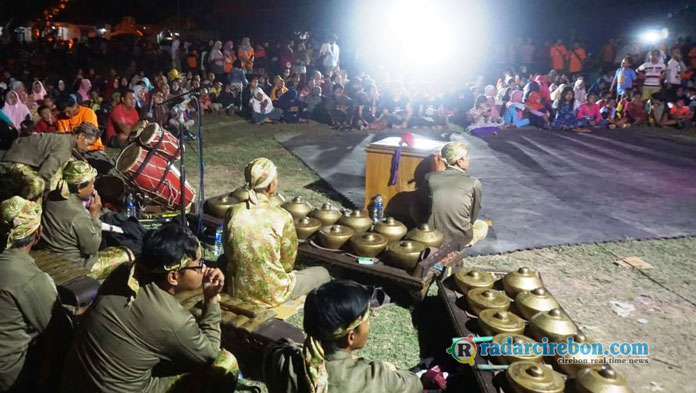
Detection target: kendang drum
<box><xmin>116</xmin><ymin>143</ymin><xmax>195</xmax><ymax>210</ymax></box>
<box><xmin>138</xmin><ymin>123</ymin><xmax>182</xmax><ymax>161</ymax></box>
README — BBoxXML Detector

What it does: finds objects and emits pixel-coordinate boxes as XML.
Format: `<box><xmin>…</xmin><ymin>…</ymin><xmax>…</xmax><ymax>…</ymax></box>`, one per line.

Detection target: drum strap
<box><xmin>129</xmin><ymin>130</ymin><xmax>169</xmax><ymax>182</ymax></box>
<box><xmin>153</xmin><ymin>139</ymin><xmax>185</xmax><ymax>191</ymax></box>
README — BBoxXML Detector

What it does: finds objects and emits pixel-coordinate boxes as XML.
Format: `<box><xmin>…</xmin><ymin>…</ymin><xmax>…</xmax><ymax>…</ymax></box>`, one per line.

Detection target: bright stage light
<box><xmin>639</xmin><ymin>28</ymin><xmax>667</xmax><ymax>44</ymax></box>
<box><xmin>355</xmin><ymin>0</ymin><xmax>483</xmax><ymax>80</ymax></box>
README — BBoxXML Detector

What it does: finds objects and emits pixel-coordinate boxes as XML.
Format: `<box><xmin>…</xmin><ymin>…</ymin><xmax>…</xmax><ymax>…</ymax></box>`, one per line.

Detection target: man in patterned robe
<box><xmin>223</xmin><ymin>158</ymin><xmax>330</xmax><ymax>308</ymax></box>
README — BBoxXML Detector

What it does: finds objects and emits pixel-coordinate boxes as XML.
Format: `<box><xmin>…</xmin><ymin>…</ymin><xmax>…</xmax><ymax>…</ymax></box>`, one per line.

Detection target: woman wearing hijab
<box><xmin>31</xmin><ymin>81</ymin><xmax>47</xmax><ymax>104</ymax></box>
<box><xmin>250</xmin><ymin>87</ymin><xmax>281</xmax><ymax>124</ymax></box>
<box><xmin>2</xmin><ymin>91</ymin><xmax>32</xmax><ymax>129</ymax></box>
<box><xmin>53</xmin><ymin>80</ymin><xmax>67</xmax><ymax>97</ymax></box>
<box><xmin>208</xmin><ymin>41</ymin><xmax>225</xmax><ymax>81</ymax></box>
<box><xmin>573</xmin><ymin>77</ymin><xmax>586</xmax><ymax>107</ymax></box>
<box><xmin>483</xmin><ymin>85</ymin><xmax>501</xmax><ymax>120</ymax></box>
<box><xmin>77</xmin><ymin>79</ymin><xmax>92</xmax><ymax>103</ymax></box>
<box><xmin>502</xmin><ymin>90</ymin><xmax>530</xmax><ymax>128</ymax></box>
<box><xmin>238</xmin><ymin>38</ymin><xmax>255</xmax><ymax>74</ymax></box>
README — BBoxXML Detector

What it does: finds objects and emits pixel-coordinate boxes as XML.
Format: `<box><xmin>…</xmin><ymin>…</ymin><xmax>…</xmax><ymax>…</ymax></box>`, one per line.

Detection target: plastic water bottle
<box><xmin>373</xmin><ymin>194</ymin><xmax>383</xmax><ymax>224</ymax></box>
<box><xmin>126</xmin><ymin>192</ymin><xmax>137</xmax><ymax>218</ymax></box>
<box><xmin>214</xmin><ymin>224</ymin><xmax>224</xmax><ymax>257</ymax></box>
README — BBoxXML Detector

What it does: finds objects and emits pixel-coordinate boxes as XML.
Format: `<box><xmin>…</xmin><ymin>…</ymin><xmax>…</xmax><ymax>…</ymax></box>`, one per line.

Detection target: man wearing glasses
<box><xmin>61</xmin><ymin>225</ymin><xmax>239</xmax><ymax>393</ymax></box>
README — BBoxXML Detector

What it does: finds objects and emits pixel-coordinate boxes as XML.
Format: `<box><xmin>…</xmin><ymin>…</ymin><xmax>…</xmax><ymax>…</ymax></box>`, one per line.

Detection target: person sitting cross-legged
<box><xmin>60</xmin><ymin>225</ymin><xmax>239</xmax><ymax>393</ymax></box>
<box><xmin>39</xmin><ymin>160</ymin><xmax>134</xmax><ymax>279</ymax></box>
<box><xmin>0</xmin><ymin>197</ymin><xmax>60</xmax><ymax>392</ymax></box>
<box><xmin>224</xmin><ymin>158</ymin><xmax>330</xmax><ymax>308</ymax></box>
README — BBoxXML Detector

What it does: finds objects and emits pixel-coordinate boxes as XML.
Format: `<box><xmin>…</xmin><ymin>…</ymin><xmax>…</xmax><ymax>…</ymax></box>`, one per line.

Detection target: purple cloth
<box><xmin>389</xmin><ymin>147</ymin><xmax>402</xmax><ymax>185</ymax></box>
<box><xmin>470</xmin><ymin>126</ymin><xmax>500</xmax><ymax>136</ymax></box>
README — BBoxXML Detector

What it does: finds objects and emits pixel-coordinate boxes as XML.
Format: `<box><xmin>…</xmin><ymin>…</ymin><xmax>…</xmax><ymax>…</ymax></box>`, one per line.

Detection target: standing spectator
<box><xmin>319</xmin><ymin>35</ymin><xmax>340</xmax><ymax>76</ymax></box>
<box><xmin>637</xmin><ymin>49</ymin><xmax>667</xmax><ymax>101</ymax></box>
<box><xmin>609</xmin><ymin>57</ymin><xmax>638</xmax><ymax>98</ymax></box>
<box><xmin>568</xmin><ymin>41</ymin><xmax>586</xmax><ymax>76</ymax></box>
<box><xmin>550</xmin><ymin>39</ymin><xmax>568</xmax><ymax>72</ymax></box>
<box><xmin>208</xmin><ymin>41</ymin><xmax>225</xmax><ymax>82</ymax></box>
<box><xmin>238</xmin><ymin>38</ymin><xmax>255</xmax><ymax>74</ymax></box>
<box><xmin>666</xmin><ymin>48</ymin><xmax>686</xmax><ymax>97</ymax></box>
<box><xmin>519</xmin><ymin>38</ymin><xmax>535</xmax><ymax>71</ymax></box>
<box><xmin>600</xmin><ymin>38</ymin><xmax>618</xmax><ymax>69</ymax></box>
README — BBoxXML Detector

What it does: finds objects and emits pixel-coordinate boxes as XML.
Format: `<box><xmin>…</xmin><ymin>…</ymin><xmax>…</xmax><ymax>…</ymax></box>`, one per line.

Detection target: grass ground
<box><xmin>184</xmin><ymin>115</ymin><xmax>694</xmax><ymax>393</ymax></box>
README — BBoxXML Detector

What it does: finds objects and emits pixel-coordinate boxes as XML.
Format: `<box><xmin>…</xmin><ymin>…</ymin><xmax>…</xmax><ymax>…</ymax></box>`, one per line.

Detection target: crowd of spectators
<box><xmin>1</xmin><ymin>31</ymin><xmax>696</xmax><ymax>151</ymax></box>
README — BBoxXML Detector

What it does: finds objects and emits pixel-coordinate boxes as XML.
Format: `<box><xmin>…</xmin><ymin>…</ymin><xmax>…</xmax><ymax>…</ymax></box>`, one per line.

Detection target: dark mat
<box><xmin>277</xmin><ymin>129</ymin><xmax>696</xmax><ymax>256</ymax></box>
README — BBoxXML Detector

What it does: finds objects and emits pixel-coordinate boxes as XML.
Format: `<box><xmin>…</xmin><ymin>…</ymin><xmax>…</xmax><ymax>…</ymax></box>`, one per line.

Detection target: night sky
<box><xmin>2</xmin><ymin>0</ymin><xmax>695</xmax><ymax>48</ymax></box>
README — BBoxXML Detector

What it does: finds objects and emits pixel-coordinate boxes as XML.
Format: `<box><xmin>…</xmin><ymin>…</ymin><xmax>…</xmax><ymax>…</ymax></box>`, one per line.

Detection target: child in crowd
<box><xmin>502</xmin><ymin>90</ymin><xmax>530</xmax><ymax>128</ymax></box>
<box><xmin>468</xmin><ymin>95</ymin><xmax>502</xmax><ymax>133</ymax></box>
<box><xmin>602</xmin><ymin>97</ymin><xmax>629</xmax><ymax>129</ymax></box>
<box><xmin>34</xmin><ymin>104</ymin><xmax>57</xmax><ymax>133</ymax></box>
<box><xmin>216</xmin><ymin>83</ymin><xmax>237</xmax><ymax>115</ymax></box>
<box><xmin>624</xmin><ymin>91</ymin><xmax>648</xmax><ymax>125</ymax></box>
<box><xmin>669</xmin><ymin>98</ymin><xmax>692</xmax><ymax>128</ymax></box>
<box><xmin>552</xmin><ymin>86</ymin><xmax>587</xmax><ymax>131</ymax></box>
<box><xmin>610</xmin><ymin>57</ymin><xmax>638</xmax><ymax>98</ymax></box>
<box><xmin>87</xmin><ymin>90</ymin><xmax>103</xmax><ymax>112</ymax></box>
<box><xmin>576</xmin><ymin>91</ymin><xmax>602</xmax><ymax>128</ymax></box>
<box><xmin>524</xmin><ymin>81</ymin><xmax>550</xmax><ymax>128</ymax></box>
<box><xmin>573</xmin><ymin>78</ymin><xmax>586</xmax><ymax>107</ymax></box>
<box><xmin>324</xmin><ymin>84</ymin><xmax>355</xmax><ymax>131</ymax></box>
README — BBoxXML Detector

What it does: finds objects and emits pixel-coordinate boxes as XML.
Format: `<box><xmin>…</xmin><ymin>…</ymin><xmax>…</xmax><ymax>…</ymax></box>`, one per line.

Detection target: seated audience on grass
<box><xmin>524</xmin><ymin>81</ymin><xmax>550</xmax><ymax>128</ymax></box>
<box><xmin>467</xmin><ymin>95</ymin><xmax>502</xmax><ymax>133</ymax></box>
<box><xmin>576</xmin><ymin>91</ymin><xmax>603</xmax><ymax>128</ymax></box>
<box><xmin>552</xmin><ymin>86</ymin><xmax>587</xmax><ymax>131</ymax></box>
<box><xmin>624</xmin><ymin>91</ymin><xmax>648</xmax><ymax>125</ymax></box>
<box><xmin>250</xmin><ymin>88</ymin><xmax>282</xmax><ymax>124</ymax></box>
<box><xmin>264</xmin><ymin>280</ymin><xmax>423</xmax><ymax>393</ymax></box>
<box><xmin>277</xmin><ymin>81</ymin><xmax>310</xmax><ymax>123</ymax></box>
<box><xmin>0</xmin><ymin>196</ymin><xmax>60</xmax><ymax>392</ymax></box>
<box><xmin>34</xmin><ymin>105</ymin><xmax>57</xmax><ymax>133</ymax></box>
<box><xmin>323</xmin><ymin>84</ymin><xmax>355</xmax><ymax>130</ymax></box>
<box><xmin>223</xmin><ymin>158</ymin><xmax>330</xmax><ymax>308</ymax></box>
<box><xmin>424</xmin><ymin>142</ymin><xmax>488</xmax><ymax>247</ymax></box>
<box><xmin>270</xmin><ymin>75</ymin><xmax>288</xmax><ymax>101</ymax></box>
<box><xmin>60</xmin><ymin>225</ymin><xmax>239</xmax><ymax>393</ymax></box>
<box><xmin>0</xmin><ymin>123</ymin><xmax>99</xmax><ymax>202</ymax></box>
<box><xmin>502</xmin><ymin>90</ymin><xmax>530</xmax><ymax>128</ymax></box>
<box><xmin>670</xmin><ymin>97</ymin><xmax>692</xmax><ymax>128</ymax></box>
<box><xmin>105</xmin><ymin>89</ymin><xmax>139</xmax><ymax>148</ymax></box>
<box><xmin>601</xmin><ymin>96</ymin><xmax>629</xmax><ymax>129</ymax></box>
<box><xmin>3</xmin><ymin>91</ymin><xmax>31</xmax><ymax>130</ymax></box>
<box><xmin>40</xmin><ymin>160</ymin><xmax>134</xmax><ymax>280</ymax></box>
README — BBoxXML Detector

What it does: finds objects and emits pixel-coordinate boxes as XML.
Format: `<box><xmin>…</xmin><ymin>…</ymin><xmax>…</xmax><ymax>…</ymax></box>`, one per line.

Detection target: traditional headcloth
<box><xmin>244</xmin><ymin>158</ymin><xmax>277</xmax><ymax>206</ymax></box>
<box><xmin>126</xmin><ymin>241</ymin><xmax>202</xmax><ymax>304</ymax></box>
<box><xmin>303</xmin><ymin>305</ymin><xmax>371</xmax><ymax>393</ymax></box>
<box><xmin>441</xmin><ymin>142</ymin><xmax>469</xmax><ymax>166</ymax></box>
<box><xmin>0</xmin><ymin>196</ymin><xmax>42</xmax><ymax>248</ymax></box>
<box><xmin>57</xmin><ymin>160</ymin><xmax>97</xmax><ymax>198</ymax></box>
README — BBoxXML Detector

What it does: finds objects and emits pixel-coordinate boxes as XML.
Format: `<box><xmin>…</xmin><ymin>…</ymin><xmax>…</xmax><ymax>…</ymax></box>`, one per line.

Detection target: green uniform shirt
<box><xmin>224</xmin><ymin>194</ymin><xmax>298</xmax><ymax>308</ymax></box>
<box><xmin>263</xmin><ymin>340</ymin><xmax>422</xmax><ymax>393</ymax></box>
<box><xmin>1</xmin><ymin>133</ymin><xmax>75</xmax><ymax>183</ymax></box>
<box><xmin>61</xmin><ymin>266</ymin><xmax>222</xmax><ymax>393</ymax></box>
<box><xmin>425</xmin><ymin>166</ymin><xmax>482</xmax><ymax>245</ymax></box>
<box><xmin>40</xmin><ymin>193</ymin><xmax>102</xmax><ymax>268</ymax></box>
<box><xmin>0</xmin><ymin>248</ymin><xmax>58</xmax><ymax>391</ymax></box>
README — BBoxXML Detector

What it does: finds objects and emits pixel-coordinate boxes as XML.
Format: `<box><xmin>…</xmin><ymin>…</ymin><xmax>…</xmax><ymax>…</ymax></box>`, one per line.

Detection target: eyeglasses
<box><xmin>179</xmin><ymin>260</ymin><xmax>206</xmax><ymax>272</ymax></box>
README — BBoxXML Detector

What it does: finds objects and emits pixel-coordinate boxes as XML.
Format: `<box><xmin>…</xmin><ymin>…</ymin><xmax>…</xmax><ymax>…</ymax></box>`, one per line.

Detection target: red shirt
<box><xmin>34</xmin><ymin>119</ymin><xmax>57</xmax><ymax>133</ymax></box>
<box><xmin>106</xmin><ymin>103</ymin><xmax>139</xmax><ymax>142</ymax></box>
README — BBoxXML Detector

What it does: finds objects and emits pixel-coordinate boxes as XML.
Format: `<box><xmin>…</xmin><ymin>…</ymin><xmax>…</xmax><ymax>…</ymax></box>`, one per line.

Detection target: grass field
<box><xmin>185</xmin><ymin>115</ymin><xmax>695</xmax><ymax>393</ymax></box>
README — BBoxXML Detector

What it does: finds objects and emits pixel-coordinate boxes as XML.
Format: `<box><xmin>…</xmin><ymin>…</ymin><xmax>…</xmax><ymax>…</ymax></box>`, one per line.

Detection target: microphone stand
<box><xmin>156</xmin><ymin>88</ymin><xmax>206</xmax><ymax>233</ymax></box>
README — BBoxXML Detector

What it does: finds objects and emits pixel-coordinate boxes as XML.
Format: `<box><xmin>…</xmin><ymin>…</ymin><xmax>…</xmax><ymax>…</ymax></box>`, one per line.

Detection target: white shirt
<box><xmin>666</xmin><ymin>58</ymin><xmax>685</xmax><ymax>85</ymax></box>
<box><xmin>319</xmin><ymin>43</ymin><xmax>340</xmax><ymax>68</ymax></box>
<box><xmin>250</xmin><ymin>96</ymin><xmax>273</xmax><ymax>114</ymax></box>
<box><xmin>637</xmin><ymin>61</ymin><xmax>666</xmax><ymax>87</ymax></box>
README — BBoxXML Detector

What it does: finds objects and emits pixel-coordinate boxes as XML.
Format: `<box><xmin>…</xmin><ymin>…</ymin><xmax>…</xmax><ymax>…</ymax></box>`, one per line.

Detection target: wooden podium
<box><xmin>364</xmin><ymin>137</ymin><xmax>446</xmax><ymax>219</ymax></box>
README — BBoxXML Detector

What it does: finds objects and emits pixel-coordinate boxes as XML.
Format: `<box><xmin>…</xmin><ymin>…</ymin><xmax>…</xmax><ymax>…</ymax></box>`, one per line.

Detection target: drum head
<box><xmin>139</xmin><ymin>123</ymin><xmax>161</xmax><ymax>145</ymax></box>
<box><xmin>95</xmin><ymin>175</ymin><xmax>126</xmax><ymax>207</ymax></box>
<box><xmin>115</xmin><ymin>143</ymin><xmax>143</xmax><ymax>173</ymax></box>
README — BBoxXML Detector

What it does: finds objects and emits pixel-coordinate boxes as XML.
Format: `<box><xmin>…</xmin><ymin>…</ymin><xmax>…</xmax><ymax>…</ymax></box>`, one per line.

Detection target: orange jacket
<box><xmin>56</xmin><ymin>106</ymin><xmax>104</xmax><ymax>151</ymax></box>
